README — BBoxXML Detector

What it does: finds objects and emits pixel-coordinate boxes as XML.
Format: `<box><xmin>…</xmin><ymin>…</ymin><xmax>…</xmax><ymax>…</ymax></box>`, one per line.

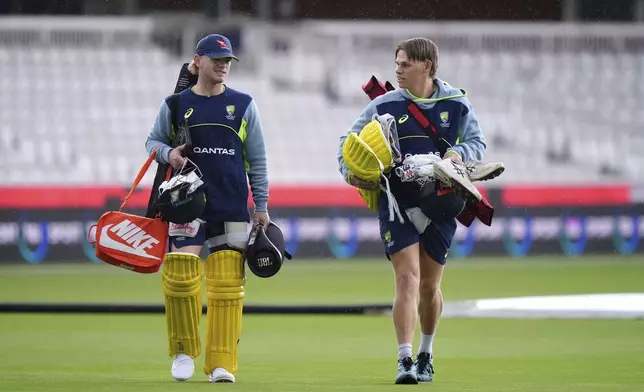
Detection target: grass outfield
<box><xmin>1</xmin><ymin>315</ymin><xmax>643</xmax><ymax>391</ymax></box>
<box><xmin>0</xmin><ymin>255</ymin><xmax>643</xmax><ymax>304</ymax></box>
<box><xmin>1</xmin><ymin>256</ymin><xmax>643</xmax><ymax>391</ymax></box>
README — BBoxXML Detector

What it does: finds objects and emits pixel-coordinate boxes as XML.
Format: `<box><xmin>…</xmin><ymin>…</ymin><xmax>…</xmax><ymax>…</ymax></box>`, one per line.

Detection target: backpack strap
<box><xmin>167</xmin><ymin>92</ymin><xmax>192</xmax><ymax>156</ymax></box>
<box><xmin>168</xmin><ymin>93</ymin><xmax>181</xmax><ymax>145</ymax></box>
<box><xmin>168</xmin><ymin>61</ymin><xmax>198</xmax><ymax>146</ymax></box>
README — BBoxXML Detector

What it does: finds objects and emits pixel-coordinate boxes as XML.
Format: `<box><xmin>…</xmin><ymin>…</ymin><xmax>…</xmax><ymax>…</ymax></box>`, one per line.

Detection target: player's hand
<box><xmin>347</xmin><ymin>172</ymin><xmax>379</xmax><ymax>190</ymax></box>
<box><xmin>444</xmin><ymin>150</ymin><xmax>462</xmax><ymax>163</ymax></box>
<box><xmin>168</xmin><ymin>144</ymin><xmax>187</xmax><ymax>170</ymax></box>
<box><xmin>253</xmin><ymin>211</ymin><xmax>270</xmax><ymax>228</ymax></box>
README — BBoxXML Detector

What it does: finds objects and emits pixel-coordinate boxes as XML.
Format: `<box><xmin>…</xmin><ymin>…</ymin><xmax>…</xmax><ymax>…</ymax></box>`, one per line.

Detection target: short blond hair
<box><xmin>395</xmin><ymin>37</ymin><xmax>439</xmax><ymax>78</ymax></box>
<box><xmin>188</xmin><ymin>59</ymin><xmax>198</xmax><ymax>75</ymax></box>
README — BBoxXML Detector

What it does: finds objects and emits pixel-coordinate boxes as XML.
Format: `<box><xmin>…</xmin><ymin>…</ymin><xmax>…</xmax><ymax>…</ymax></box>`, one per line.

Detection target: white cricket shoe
<box><xmin>466</xmin><ymin>161</ymin><xmax>505</xmax><ymax>182</ymax></box>
<box><xmin>171</xmin><ymin>354</ymin><xmax>194</xmax><ymax>381</ymax></box>
<box><xmin>209</xmin><ymin>367</ymin><xmax>235</xmax><ymax>383</ymax></box>
<box><xmin>433</xmin><ymin>159</ymin><xmax>482</xmax><ymax>203</ymax></box>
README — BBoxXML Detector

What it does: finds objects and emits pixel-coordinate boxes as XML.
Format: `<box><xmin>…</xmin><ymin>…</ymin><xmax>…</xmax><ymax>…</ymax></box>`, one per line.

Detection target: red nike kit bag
<box><xmin>88</xmin><ymin>150</ymin><xmax>169</xmax><ymax>274</ymax></box>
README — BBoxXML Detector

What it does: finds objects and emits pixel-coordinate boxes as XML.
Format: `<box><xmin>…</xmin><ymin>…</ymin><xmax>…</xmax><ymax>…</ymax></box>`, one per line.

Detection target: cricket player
<box><xmin>338</xmin><ymin>37</ymin><xmax>502</xmax><ymax>384</ymax></box>
<box><xmin>145</xmin><ymin>33</ymin><xmax>269</xmax><ymax>383</ymax></box>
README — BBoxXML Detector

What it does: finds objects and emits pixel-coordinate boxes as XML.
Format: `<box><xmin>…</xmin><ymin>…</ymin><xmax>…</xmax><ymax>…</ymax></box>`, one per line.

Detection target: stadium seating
<box><xmin>1</xmin><ymin>35</ymin><xmax>642</xmax><ymax>186</ymax></box>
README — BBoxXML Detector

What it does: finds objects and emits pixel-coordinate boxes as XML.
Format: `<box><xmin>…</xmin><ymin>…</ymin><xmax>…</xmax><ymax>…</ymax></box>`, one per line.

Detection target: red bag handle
<box><xmin>120</xmin><ymin>149</ymin><xmax>158</xmax><ymax>212</ymax></box>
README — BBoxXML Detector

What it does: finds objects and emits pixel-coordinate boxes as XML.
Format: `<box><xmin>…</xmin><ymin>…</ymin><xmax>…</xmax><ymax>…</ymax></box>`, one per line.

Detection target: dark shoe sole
<box><xmin>451</xmin><ymin>180</ymin><xmax>481</xmax><ymax>205</ymax></box>
<box><xmin>474</xmin><ymin>166</ymin><xmax>505</xmax><ymax>182</ymax></box>
<box><xmin>395</xmin><ymin>374</ymin><xmax>419</xmax><ymax>385</ymax></box>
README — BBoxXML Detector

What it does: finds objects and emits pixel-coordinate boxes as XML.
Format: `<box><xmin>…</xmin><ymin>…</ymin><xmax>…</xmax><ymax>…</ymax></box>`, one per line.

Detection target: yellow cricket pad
<box><xmin>358</xmin><ymin>187</ymin><xmax>380</xmax><ymax>211</ymax></box>
<box><xmin>162</xmin><ymin>252</ymin><xmax>203</xmax><ymax>359</ymax></box>
<box><xmin>342</xmin><ymin>132</ymin><xmax>382</xmax><ymax>183</ymax></box>
<box><xmin>358</xmin><ymin>119</ymin><xmax>393</xmax><ymax>169</ymax></box>
<box><xmin>203</xmin><ymin>250</ymin><xmax>245</xmax><ymax>375</ymax></box>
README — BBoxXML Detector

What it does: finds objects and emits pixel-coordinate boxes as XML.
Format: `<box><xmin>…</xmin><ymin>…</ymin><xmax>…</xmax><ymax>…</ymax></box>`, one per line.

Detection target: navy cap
<box><xmin>195</xmin><ymin>34</ymin><xmax>239</xmax><ymax>61</ymax></box>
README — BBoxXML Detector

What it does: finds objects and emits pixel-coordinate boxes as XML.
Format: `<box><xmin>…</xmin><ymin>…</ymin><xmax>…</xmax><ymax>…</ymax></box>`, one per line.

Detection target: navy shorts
<box><xmin>379</xmin><ymin>215</ymin><xmax>457</xmax><ymax>265</ymax></box>
<box><xmin>170</xmin><ymin>221</ymin><xmax>241</xmax><ymax>254</ymax></box>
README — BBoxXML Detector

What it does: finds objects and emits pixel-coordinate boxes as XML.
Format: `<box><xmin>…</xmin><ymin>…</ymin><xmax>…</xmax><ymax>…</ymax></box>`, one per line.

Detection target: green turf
<box><xmin>1</xmin><ymin>256</ymin><xmax>643</xmax><ymax>391</ymax></box>
<box><xmin>0</xmin><ymin>256</ymin><xmax>643</xmax><ymax>304</ymax></box>
<box><xmin>0</xmin><ymin>314</ymin><xmax>642</xmax><ymax>391</ymax></box>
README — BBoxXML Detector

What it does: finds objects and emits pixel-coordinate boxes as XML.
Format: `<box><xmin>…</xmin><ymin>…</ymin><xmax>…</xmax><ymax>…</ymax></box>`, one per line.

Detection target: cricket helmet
<box><xmin>155</xmin><ymin>159</ymin><xmax>207</xmax><ymax>224</ymax></box>
<box><xmin>418</xmin><ymin>182</ymin><xmax>466</xmax><ymax>223</ymax></box>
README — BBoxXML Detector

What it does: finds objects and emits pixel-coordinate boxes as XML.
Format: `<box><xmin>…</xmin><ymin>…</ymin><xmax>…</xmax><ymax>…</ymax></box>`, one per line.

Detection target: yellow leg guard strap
<box><xmin>204</xmin><ymin>250</ymin><xmax>245</xmax><ymax>375</ymax></box>
<box><xmin>162</xmin><ymin>252</ymin><xmax>203</xmax><ymax>358</ymax></box>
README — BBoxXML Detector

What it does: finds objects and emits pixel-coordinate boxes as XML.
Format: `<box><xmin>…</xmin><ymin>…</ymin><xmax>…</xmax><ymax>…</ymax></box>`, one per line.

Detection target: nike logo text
<box><xmin>99</xmin><ymin>219</ymin><xmax>161</xmax><ymax>259</ymax></box>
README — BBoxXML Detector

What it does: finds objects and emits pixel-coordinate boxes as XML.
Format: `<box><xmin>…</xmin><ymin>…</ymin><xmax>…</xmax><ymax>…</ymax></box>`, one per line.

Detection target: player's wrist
<box><xmin>160</xmin><ymin>146</ymin><xmax>173</xmax><ymax>164</ymax></box>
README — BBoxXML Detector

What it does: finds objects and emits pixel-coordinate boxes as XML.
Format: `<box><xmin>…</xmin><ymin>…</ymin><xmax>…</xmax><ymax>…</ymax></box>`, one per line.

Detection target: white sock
<box><xmin>398</xmin><ymin>343</ymin><xmax>412</xmax><ymax>360</ymax></box>
<box><xmin>418</xmin><ymin>333</ymin><xmax>434</xmax><ymax>355</ymax></box>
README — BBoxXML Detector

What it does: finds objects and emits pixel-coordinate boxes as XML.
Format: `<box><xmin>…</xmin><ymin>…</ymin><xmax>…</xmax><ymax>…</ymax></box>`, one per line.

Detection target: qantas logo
<box><xmin>193</xmin><ymin>147</ymin><xmax>235</xmax><ymax>155</ymax></box>
<box><xmin>99</xmin><ymin>219</ymin><xmax>161</xmax><ymax>260</ymax></box>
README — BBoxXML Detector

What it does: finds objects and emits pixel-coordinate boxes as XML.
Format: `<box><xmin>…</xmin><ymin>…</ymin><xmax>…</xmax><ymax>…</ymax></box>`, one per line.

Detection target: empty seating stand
<box><xmin>0</xmin><ymin>28</ymin><xmax>642</xmax><ymax>187</ymax></box>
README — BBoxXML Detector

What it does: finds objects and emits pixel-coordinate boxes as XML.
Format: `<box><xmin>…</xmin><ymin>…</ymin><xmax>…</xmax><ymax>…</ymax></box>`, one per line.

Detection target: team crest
<box><xmin>226</xmin><ymin>105</ymin><xmax>236</xmax><ymax>120</ymax></box>
<box><xmin>384</xmin><ymin>231</ymin><xmax>394</xmax><ymax>248</ymax></box>
<box><xmin>439</xmin><ymin>111</ymin><xmax>450</xmax><ymax>128</ymax></box>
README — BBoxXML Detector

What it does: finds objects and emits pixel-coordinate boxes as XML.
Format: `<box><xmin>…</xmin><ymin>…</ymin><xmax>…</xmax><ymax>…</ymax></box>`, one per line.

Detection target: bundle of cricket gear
<box><xmin>343</xmin><ymin>75</ymin><xmax>505</xmax><ymax>231</ymax></box>
<box><xmin>343</xmin><ymin>112</ymin><xmax>405</xmax><ymax>223</ymax></box>
<box><xmin>155</xmin><ymin>158</ymin><xmax>207</xmax><ymax>224</ymax></box>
